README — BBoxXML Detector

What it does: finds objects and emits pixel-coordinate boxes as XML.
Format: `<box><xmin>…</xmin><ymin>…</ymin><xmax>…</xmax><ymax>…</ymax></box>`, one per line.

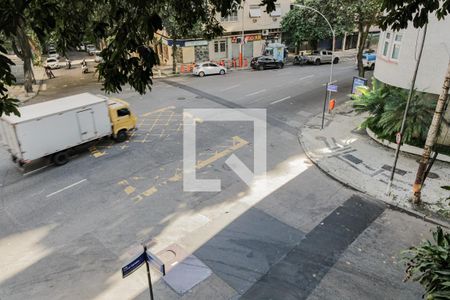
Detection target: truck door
<box><xmin>77</xmin><ymin>109</ymin><xmax>97</xmax><ymax>141</ymax></box>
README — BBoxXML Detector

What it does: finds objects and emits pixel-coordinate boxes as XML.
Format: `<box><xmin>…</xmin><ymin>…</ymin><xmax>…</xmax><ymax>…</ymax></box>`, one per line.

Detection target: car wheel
<box><xmin>52</xmin><ymin>151</ymin><xmax>70</xmax><ymax>166</ymax></box>
<box><xmin>258</xmin><ymin>65</ymin><xmax>264</xmax><ymax>71</ymax></box>
<box><xmin>333</xmin><ymin>57</ymin><xmax>339</xmax><ymax>64</ymax></box>
<box><xmin>219</xmin><ymin>69</ymin><xmax>225</xmax><ymax>75</ymax></box>
<box><xmin>278</xmin><ymin>62</ymin><xmax>284</xmax><ymax>69</ymax></box>
<box><xmin>115</xmin><ymin>130</ymin><xmax>128</xmax><ymax>143</ymax></box>
<box><xmin>293</xmin><ymin>57</ymin><xmax>299</xmax><ymax>65</ymax></box>
<box><xmin>199</xmin><ymin>71</ymin><xmax>205</xmax><ymax>77</ymax></box>
<box><xmin>315</xmin><ymin>59</ymin><xmax>321</xmax><ymax>65</ymax></box>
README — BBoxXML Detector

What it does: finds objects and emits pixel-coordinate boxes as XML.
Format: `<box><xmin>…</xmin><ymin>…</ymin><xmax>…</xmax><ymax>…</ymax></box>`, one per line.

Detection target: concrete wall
<box><xmin>374</xmin><ymin>15</ymin><xmax>450</xmax><ymax>95</ymax></box>
<box><xmin>374</xmin><ymin>14</ymin><xmax>450</xmax><ymax>145</ymax></box>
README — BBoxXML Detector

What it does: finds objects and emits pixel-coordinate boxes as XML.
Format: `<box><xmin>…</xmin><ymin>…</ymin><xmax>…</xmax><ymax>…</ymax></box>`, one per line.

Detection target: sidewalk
<box><xmin>299</xmin><ymin>102</ymin><xmax>450</xmax><ymax>220</ymax></box>
<box><xmin>6</xmin><ymin>65</ymin><xmax>46</xmax><ymax>103</ymax></box>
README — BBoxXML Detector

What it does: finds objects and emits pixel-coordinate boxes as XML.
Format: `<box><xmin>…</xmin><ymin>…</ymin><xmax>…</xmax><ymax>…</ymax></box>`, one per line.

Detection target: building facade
<box><xmin>157</xmin><ymin>0</ymin><xmax>290</xmax><ymax>66</ymax></box>
<box><xmin>374</xmin><ymin>14</ymin><xmax>450</xmax><ymax>144</ymax></box>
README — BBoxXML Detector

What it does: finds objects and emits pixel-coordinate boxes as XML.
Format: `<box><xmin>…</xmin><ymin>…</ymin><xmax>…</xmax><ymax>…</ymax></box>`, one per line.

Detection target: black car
<box><xmin>251</xmin><ymin>56</ymin><xmax>284</xmax><ymax>70</ymax></box>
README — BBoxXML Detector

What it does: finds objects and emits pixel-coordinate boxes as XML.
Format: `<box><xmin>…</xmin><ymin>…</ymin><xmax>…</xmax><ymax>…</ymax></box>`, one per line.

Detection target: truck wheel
<box><xmin>333</xmin><ymin>57</ymin><xmax>339</xmax><ymax>64</ymax></box>
<box><xmin>52</xmin><ymin>151</ymin><xmax>69</xmax><ymax>166</ymax></box>
<box><xmin>315</xmin><ymin>59</ymin><xmax>321</xmax><ymax>65</ymax></box>
<box><xmin>115</xmin><ymin>130</ymin><xmax>128</xmax><ymax>143</ymax></box>
<box><xmin>370</xmin><ymin>63</ymin><xmax>375</xmax><ymax>70</ymax></box>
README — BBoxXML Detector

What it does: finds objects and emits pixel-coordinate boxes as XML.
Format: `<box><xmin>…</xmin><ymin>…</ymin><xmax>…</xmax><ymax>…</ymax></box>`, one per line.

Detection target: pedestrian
<box><xmin>45</xmin><ymin>66</ymin><xmax>55</xmax><ymax>79</ymax></box>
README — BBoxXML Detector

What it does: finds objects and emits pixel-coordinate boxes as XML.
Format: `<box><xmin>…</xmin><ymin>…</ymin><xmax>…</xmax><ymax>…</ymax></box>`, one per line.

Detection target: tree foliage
<box><xmin>0</xmin><ymin>0</ymin><xmax>277</xmax><ymax>116</ymax></box>
<box><xmin>353</xmin><ymin>79</ymin><xmax>437</xmax><ymax>146</ymax></box>
<box><xmin>403</xmin><ymin>226</ymin><xmax>450</xmax><ymax>300</ymax></box>
<box><xmin>380</xmin><ymin>0</ymin><xmax>450</xmax><ymax>30</ymax></box>
<box><xmin>281</xmin><ymin>0</ymin><xmax>354</xmax><ymax>49</ymax></box>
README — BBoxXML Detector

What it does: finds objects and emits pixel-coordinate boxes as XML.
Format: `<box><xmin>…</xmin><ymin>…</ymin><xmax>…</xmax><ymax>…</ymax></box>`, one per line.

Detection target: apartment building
<box><xmin>157</xmin><ymin>0</ymin><xmax>291</xmax><ymax>66</ymax></box>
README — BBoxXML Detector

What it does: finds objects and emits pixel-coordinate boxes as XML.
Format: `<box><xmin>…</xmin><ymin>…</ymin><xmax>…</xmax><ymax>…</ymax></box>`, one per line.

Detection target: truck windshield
<box><xmin>117</xmin><ymin>108</ymin><xmax>130</xmax><ymax>117</ymax></box>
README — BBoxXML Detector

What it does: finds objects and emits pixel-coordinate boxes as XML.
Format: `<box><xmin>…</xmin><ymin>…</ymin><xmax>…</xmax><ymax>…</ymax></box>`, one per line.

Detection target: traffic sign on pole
<box><xmin>327</xmin><ymin>84</ymin><xmax>338</xmax><ymax>92</ymax></box>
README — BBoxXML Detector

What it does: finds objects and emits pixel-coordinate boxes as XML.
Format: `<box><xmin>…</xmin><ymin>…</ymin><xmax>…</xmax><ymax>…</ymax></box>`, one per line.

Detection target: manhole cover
<box><xmin>177</xmin><ymin>97</ymin><xmax>186</xmax><ymax>100</ymax></box>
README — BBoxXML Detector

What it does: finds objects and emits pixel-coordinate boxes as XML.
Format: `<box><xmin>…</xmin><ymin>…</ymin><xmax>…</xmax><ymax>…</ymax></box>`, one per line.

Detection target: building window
<box><xmin>214</xmin><ymin>40</ymin><xmax>226</xmax><ymax>53</ymax></box>
<box><xmin>391</xmin><ymin>33</ymin><xmax>402</xmax><ymax>60</ymax></box>
<box><xmin>382</xmin><ymin>32</ymin><xmax>391</xmax><ymax>57</ymax></box>
<box><xmin>249</xmin><ymin>5</ymin><xmax>261</xmax><ymax>18</ymax></box>
<box><xmin>221</xmin><ymin>9</ymin><xmax>238</xmax><ymax>22</ymax></box>
<box><xmin>270</xmin><ymin>5</ymin><xmax>281</xmax><ymax>17</ymax></box>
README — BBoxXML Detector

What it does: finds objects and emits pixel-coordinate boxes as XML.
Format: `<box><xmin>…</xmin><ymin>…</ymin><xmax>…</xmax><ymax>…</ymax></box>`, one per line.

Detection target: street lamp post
<box><xmin>293</xmin><ymin>4</ymin><xmax>335</xmax><ymax>129</ymax></box>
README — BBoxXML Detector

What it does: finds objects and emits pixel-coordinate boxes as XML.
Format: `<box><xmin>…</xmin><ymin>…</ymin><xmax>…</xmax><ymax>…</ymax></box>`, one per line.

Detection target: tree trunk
<box><xmin>172</xmin><ymin>41</ymin><xmax>177</xmax><ymax>74</ymax></box>
<box><xmin>356</xmin><ymin>23</ymin><xmax>370</xmax><ymax>78</ymax></box>
<box><xmin>15</xmin><ymin>20</ymin><xmax>35</xmax><ymax>93</ymax></box>
<box><xmin>412</xmin><ymin>61</ymin><xmax>450</xmax><ymax>204</ymax></box>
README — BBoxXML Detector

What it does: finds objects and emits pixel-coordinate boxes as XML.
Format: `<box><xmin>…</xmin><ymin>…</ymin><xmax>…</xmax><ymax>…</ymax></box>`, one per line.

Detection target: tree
<box><xmin>343</xmin><ymin>0</ymin><xmax>382</xmax><ymax>78</ymax></box>
<box><xmin>379</xmin><ymin>0</ymin><xmax>450</xmax><ymax>204</ymax></box>
<box><xmin>160</xmin><ymin>12</ymin><xmax>209</xmax><ymax>74</ymax></box>
<box><xmin>281</xmin><ymin>0</ymin><xmax>353</xmax><ymax>52</ymax></box>
<box><xmin>0</xmin><ymin>0</ymin><xmax>278</xmax><ymax>117</ymax></box>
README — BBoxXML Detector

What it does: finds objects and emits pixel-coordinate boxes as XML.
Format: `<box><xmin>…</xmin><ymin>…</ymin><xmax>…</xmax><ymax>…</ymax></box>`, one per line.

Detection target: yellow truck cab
<box><xmin>107</xmin><ymin>98</ymin><xmax>137</xmax><ymax>142</ymax></box>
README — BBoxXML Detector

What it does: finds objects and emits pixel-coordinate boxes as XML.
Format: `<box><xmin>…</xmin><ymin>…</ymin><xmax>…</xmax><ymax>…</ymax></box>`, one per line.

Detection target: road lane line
<box><xmin>246</xmin><ymin>89</ymin><xmax>267</xmax><ymax>97</ymax></box>
<box><xmin>298</xmin><ymin>75</ymin><xmax>314</xmax><ymax>81</ymax></box>
<box><xmin>221</xmin><ymin>84</ymin><xmax>240</xmax><ymax>91</ymax></box>
<box><xmin>46</xmin><ymin>179</ymin><xmax>87</xmax><ymax>198</ymax></box>
<box><xmin>270</xmin><ymin>96</ymin><xmax>292</xmax><ymax>105</ymax></box>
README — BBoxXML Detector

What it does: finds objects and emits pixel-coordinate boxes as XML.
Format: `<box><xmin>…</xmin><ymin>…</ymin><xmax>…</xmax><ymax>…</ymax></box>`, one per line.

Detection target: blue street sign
<box><xmin>351</xmin><ymin>76</ymin><xmax>368</xmax><ymax>94</ymax></box>
<box><xmin>146</xmin><ymin>251</ymin><xmax>166</xmax><ymax>276</ymax></box>
<box><xmin>327</xmin><ymin>84</ymin><xmax>338</xmax><ymax>92</ymax></box>
<box><xmin>122</xmin><ymin>252</ymin><xmax>146</xmax><ymax>278</ymax></box>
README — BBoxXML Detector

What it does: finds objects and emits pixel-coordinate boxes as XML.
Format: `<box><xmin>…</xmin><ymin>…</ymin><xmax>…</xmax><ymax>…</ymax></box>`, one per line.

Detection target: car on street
<box><xmin>48</xmin><ymin>49</ymin><xmax>60</xmax><ymax>59</ymax></box>
<box><xmin>86</xmin><ymin>44</ymin><xmax>97</xmax><ymax>55</ymax></box>
<box><xmin>306</xmin><ymin>50</ymin><xmax>339</xmax><ymax>65</ymax></box>
<box><xmin>360</xmin><ymin>52</ymin><xmax>376</xmax><ymax>70</ymax></box>
<box><xmin>250</xmin><ymin>56</ymin><xmax>284</xmax><ymax>70</ymax></box>
<box><xmin>193</xmin><ymin>62</ymin><xmax>226</xmax><ymax>77</ymax></box>
<box><xmin>93</xmin><ymin>50</ymin><xmax>104</xmax><ymax>63</ymax></box>
<box><xmin>45</xmin><ymin>57</ymin><xmax>60</xmax><ymax>69</ymax></box>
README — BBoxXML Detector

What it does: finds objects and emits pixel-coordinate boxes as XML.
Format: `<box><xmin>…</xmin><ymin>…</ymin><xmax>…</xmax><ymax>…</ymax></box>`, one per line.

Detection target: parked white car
<box><xmin>45</xmin><ymin>57</ymin><xmax>60</xmax><ymax>69</ymax></box>
<box><xmin>193</xmin><ymin>62</ymin><xmax>226</xmax><ymax>77</ymax></box>
<box><xmin>306</xmin><ymin>50</ymin><xmax>339</xmax><ymax>65</ymax></box>
<box><xmin>86</xmin><ymin>44</ymin><xmax>97</xmax><ymax>55</ymax></box>
<box><xmin>48</xmin><ymin>49</ymin><xmax>60</xmax><ymax>59</ymax></box>
<box><xmin>93</xmin><ymin>51</ymin><xmax>104</xmax><ymax>62</ymax></box>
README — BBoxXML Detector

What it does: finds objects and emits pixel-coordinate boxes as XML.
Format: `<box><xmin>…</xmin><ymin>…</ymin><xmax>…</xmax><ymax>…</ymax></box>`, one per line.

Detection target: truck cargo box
<box><xmin>0</xmin><ymin>93</ymin><xmax>112</xmax><ymax>162</ymax></box>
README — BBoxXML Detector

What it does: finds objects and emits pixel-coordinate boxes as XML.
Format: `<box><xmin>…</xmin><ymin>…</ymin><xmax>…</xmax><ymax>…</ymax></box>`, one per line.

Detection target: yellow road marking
<box><xmin>89</xmin><ymin>146</ymin><xmax>106</xmax><ymax>158</ymax></box>
<box><xmin>196</xmin><ymin>136</ymin><xmax>248</xmax><ymax>169</ymax></box>
<box><xmin>120</xmin><ymin>136</ymin><xmax>249</xmax><ymax>202</ymax></box>
<box><xmin>124</xmin><ymin>186</ymin><xmax>136</xmax><ymax>195</ymax></box>
<box><xmin>142</xmin><ymin>186</ymin><xmax>158</xmax><ymax>197</ymax></box>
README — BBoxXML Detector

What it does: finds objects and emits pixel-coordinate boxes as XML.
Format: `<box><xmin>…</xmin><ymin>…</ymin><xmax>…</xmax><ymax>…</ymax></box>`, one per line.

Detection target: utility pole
<box><xmin>412</xmin><ymin>59</ymin><xmax>450</xmax><ymax>204</ymax></box>
<box><xmin>386</xmin><ymin>24</ymin><xmax>428</xmax><ymax>195</ymax></box>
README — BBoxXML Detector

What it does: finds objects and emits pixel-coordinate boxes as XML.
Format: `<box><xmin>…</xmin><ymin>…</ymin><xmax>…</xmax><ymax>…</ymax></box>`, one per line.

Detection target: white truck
<box><xmin>0</xmin><ymin>93</ymin><xmax>137</xmax><ymax>166</ymax></box>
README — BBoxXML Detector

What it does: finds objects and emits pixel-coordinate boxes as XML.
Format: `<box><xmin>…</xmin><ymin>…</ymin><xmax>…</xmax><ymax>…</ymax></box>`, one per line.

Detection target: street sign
<box><xmin>122</xmin><ymin>252</ymin><xmax>146</xmax><ymax>278</ymax></box>
<box><xmin>146</xmin><ymin>251</ymin><xmax>166</xmax><ymax>276</ymax></box>
<box><xmin>327</xmin><ymin>84</ymin><xmax>338</xmax><ymax>92</ymax></box>
<box><xmin>396</xmin><ymin>132</ymin><xmax>402</xmax><ymax>144</ymax></box>
<box><xmin>351</xmin><ymin>76</ymin><xmax>368</xmax><ymax>94</ymax></box>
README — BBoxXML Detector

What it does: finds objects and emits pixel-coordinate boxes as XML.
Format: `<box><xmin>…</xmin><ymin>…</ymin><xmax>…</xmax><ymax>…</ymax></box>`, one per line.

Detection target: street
<box><xmin>0</xmin><ymin>62</ymin><xmax>434</xmax><ymax>299</ymax></box>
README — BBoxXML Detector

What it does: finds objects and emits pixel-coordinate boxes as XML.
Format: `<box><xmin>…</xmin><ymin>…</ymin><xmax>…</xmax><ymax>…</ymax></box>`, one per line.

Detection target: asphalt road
<box><xmin>0</xmin><ymin>62</ymin><xmax>434</xmax><ymax>300</ymax></box>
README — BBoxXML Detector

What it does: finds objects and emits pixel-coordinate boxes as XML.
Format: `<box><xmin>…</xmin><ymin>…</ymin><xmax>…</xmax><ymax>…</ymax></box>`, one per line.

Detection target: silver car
<box><xmin>193</xmin><ymin>62</ymin><xmax>226</xmax><ymax>77</ymax></box>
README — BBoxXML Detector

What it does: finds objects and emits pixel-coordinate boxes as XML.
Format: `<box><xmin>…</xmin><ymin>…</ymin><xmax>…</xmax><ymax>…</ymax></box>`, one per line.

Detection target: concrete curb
<box><xmin>297</xmin><ymin>115</ymin><xmax>450</xmax><ymax>228</ymax></box>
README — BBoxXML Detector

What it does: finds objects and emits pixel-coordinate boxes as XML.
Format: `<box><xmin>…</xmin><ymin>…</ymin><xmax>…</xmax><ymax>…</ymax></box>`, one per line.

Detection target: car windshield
<box><xmin>47</xmin><ymin>59</ymin><xmax>56</xmax><ymax>62</ymax></box>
